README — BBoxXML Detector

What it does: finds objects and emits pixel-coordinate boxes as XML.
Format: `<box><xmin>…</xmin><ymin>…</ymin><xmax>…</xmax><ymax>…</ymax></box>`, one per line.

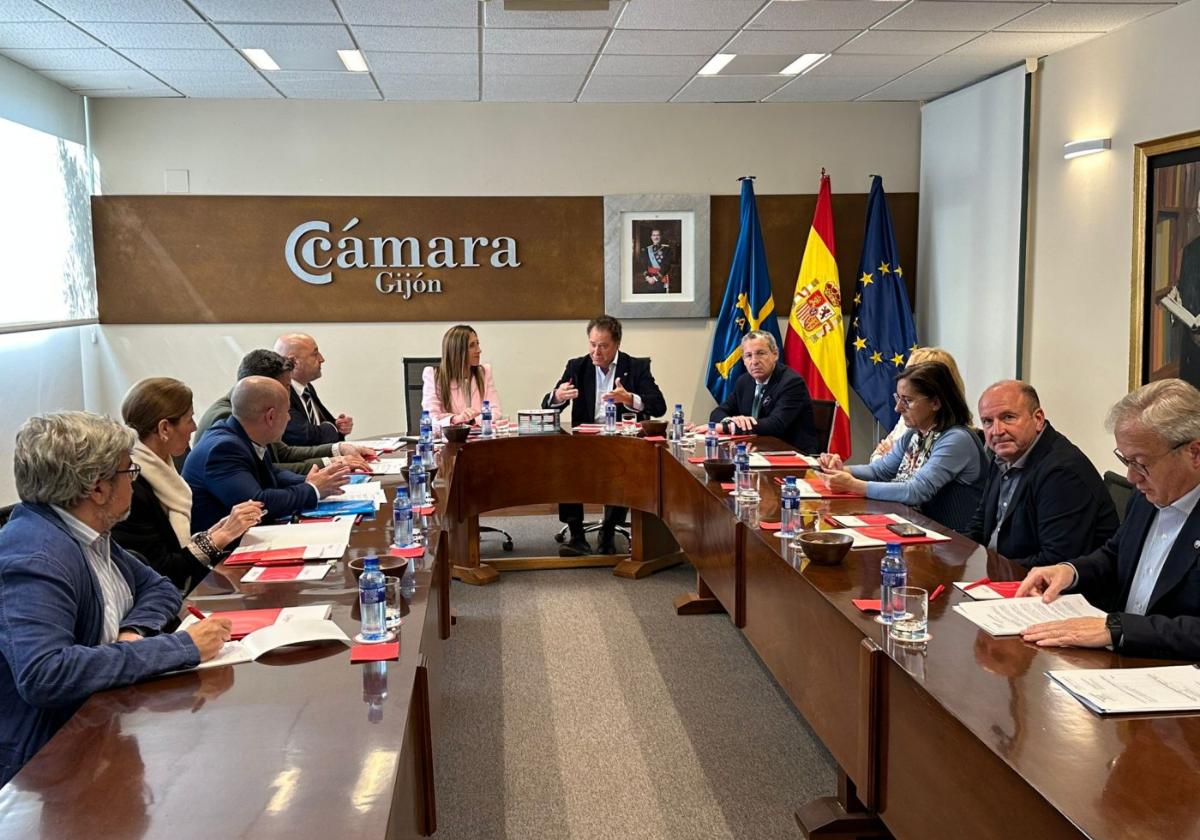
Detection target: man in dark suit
<box><xmin>709</xmin><ymin>330</ymin><xmax>820</xmax><ymax>454</ymax></box>
<box><xmin>636</xmin><ymin>228</ymin><xmax>674</xmax><ymax>295</ymax></box>
<box><xmin>542</xmin><ymin>314</ymin><xmax>667</xmax><ymax>555</ymax></box>
<box><xmin>273</xmin><ymin>333</ymin><xmax>353</xmax><ymax>446</ymax></box>
<box><xmin>1019</xmin><ymin>378</ymin><xmax>1200</xmax><ymax>660</ymax></box>
<box><xmin>966</xmin><ymin>380</ymin><xmax>1118</xmax><ymax>565</ymax></box>
<box><xmin>182</xmin><ymin>377</ymin><xmax>349</xmax><ymax>532</ymax></box>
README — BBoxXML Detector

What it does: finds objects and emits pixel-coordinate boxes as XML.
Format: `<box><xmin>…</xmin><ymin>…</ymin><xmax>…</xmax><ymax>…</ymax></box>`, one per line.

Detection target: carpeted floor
<box><xmin>432</xmin><ymin>516</ymin><xmax>836</xmax><ymax>840</ymax></box>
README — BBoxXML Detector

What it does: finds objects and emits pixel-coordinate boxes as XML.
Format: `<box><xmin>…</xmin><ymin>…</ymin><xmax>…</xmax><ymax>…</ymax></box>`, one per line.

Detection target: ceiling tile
<box><xmin>266</xmin><ymin>47</ymin><xmax>348</xmax><ymax>71</ymax></box>
<box><xmin>213</xmin><ymin>23</ymin><xmax>353</xmax><ymax>49</ymax></box>
<box><xmin>0</xmin><ymin>21</ymin><xmax>103</xmax><ymax>48</ymax></box>
<box><xmin>591</xmin><ymin>53</ymin><xmax>708</xmax><ymax>75</ymax></box>
<box><xmin>152</xmin><ymin>67</ymin><xmax>266</xmax><ymax>87</ymax></box>
<box><xmin>947</xmin><ymin>30</ymin><xmax>1103</xmax><ymax>56</ymax></box>
<box><xmin>74</xmin><ymin>22</ymin><xmax>227</xmax><ymax>48</ymax></box>
<box><xmin>750</xmin><ymin>1</ymin><xmax>898</xmax><ymax>31</ymax></box>
<box><xmin>72</xmin><ymin>86</ymin><xmax>180</xmax><ymax>97</ymax></box>
<box><xmin>483</xmin><ymin>28</ymin><xmax>607</xmax><ymax>55</ymax></box>
<box><xmin>767</xmin><ymin>74</ymin><xmax>897</xmax><ymax>101</ymax></box>
<box><xmin>877</xmin><ymin>2</ymin><xmax>1039</xmax><ymax>32</ymax></box>
<box><xmin>483</xmin><ymin>74</ymin><xmax>583</xmax><ymax>102</ymax></box>
<box><xmin>837</xmin><ymin>29</ymin><xmax>981</xmax><ymax>55</ymax></box>
<box><xmin>39</xmin><ymin>0</ymin><xmax>202</xmax><ymax>23</ymax></box>
<box><xmin>807</xmin><ymin>53</ymin><xmax>930</xmax><ymax>76</ymax></box>
<box><xmin>0</xmin><ymin>47</ymin><xmax>136</xmax><ymax>70</ymax></box>
<box><xmin>579</xmin><ymin>74</ymin><xmax>692</xmax><ymax>102</ymax></box>
<box><xmin>190</xmin><ymin>0</ymin><xmax>341</xmax><ymax>24</ymax></box>
<box><xmin>483</xmin><ymin>3</ymin><xmax>621</xmax><ymax>28</ymax></box>
<box><xmin>1053</xmin><ymin>0</ymin><xmax>1179</xmax><ymax>4</ymax></box>
<box><xmin>375</xmin><ymin>73</ymin><xmax>478</xmax><ymax>100</ymax></box>
<box><xmin>353</xmin><ymin>26</ymin><xmax>478</xmax><ymax>53</ymax></box>
<box><xmin>41</xmin><ymin>67</ymin><xmax>172</xmax><ymax>89</ymax></box>
<box><xmin>366</xmin><ymin>51</ymin><xmax>477</xmax><ymax>74</ymax></box>
<box><xmin>341</xmin><ymin>0</ymin><xmax>479</xmax><ymax>27</ymax></box>
<box><xmin>483</xmin><ymin>53</ymin><xmax>594</xmax><ymax>74</ymax></box>
<box><xmin>999</xmin><ymin>3</ymin><xmax>1171</xmax><ymax>32</ymax></box>
<box><xmin>0</xmin><ymin>1</ymin><xmax>63</xmax><ymax>22</ymax></box>
<box><xmin>726</xmin><ymin>29</ymin><xmax>859</xmax><ymax>55</ymax></box>
<box><xmin>278</xmin><ymin>87</ymin><xmax>381</xmax><ymax>100</ymax></box>
<box><xmin>115</xmin><ymin>48</ymin><xmax>250</xmax><ymax>70</ymax></box>
<box><xmin>269</xmin><ymin>70</ymin><xmax>377</xmax><ymax>87</ymax></box>
<box><xmin>912</xmin><ymin>53</ymin><xmax>1020</xmax><ymax>74</ymax></box>
<box><xmin>617</xmin><ymin>0</ymin><xmax>762</xmax><ymax>30</ymax></box>
<box><xmin>605</xmin><ymin>29</ymin><xmax>733</xmax><ymax>55</ymax></box>
<box><xmin>176</xmin><ymin>85</ymin><xmax>281</xmax><ymax>98</ymax></box>
<box><xmin>672</xmin><ymin>75</ymin><xmax>791</xmax><ymax>102</ymax></box>
<box><xmin>860</xmin><ymin>75</ymin><xmax>964</xmax><ymax>101</ymax></box>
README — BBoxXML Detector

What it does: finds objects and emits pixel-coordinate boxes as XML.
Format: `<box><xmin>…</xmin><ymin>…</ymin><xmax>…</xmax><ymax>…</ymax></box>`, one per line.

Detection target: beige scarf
<box><xmin>131</xmin><ymin>439</ymin><xmax>193</xmax><ymax>548</ymax></box>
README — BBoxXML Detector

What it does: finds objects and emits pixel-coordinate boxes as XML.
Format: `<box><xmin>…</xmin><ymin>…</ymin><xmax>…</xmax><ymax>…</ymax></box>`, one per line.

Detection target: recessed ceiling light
<box><xmin>242</xmin><ymin>48</ymin><xmax>279</xmax><ymax>71</ymax></box>
<box><xmin>780</xmin><ymin>53</ymin><xmax>830</xmax><ymax>76</ymax></box>
<box><xmin>337</xmin><ymin>49</ymin><xmax>369</xmax><ymax>73</ymax></box>
<box><xmin>698</xmin><ymin>54</ymin><xmax>736</xmax><ymax>76</ymax></box>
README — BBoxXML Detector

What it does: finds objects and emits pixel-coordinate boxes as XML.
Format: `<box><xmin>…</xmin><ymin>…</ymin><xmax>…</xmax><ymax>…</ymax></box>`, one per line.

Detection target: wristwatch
<box><xmin>1105</xmin><ymin>613</ymin><xmax>1124</xmax><ymax>650</ymax></box>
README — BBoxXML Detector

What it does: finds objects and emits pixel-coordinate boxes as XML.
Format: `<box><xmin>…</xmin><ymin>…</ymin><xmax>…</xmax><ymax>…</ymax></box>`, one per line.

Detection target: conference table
<box><xmin>2</xmin><ymin>432</ymin><xmax>1199</xmax><ymax>840</ymax></box>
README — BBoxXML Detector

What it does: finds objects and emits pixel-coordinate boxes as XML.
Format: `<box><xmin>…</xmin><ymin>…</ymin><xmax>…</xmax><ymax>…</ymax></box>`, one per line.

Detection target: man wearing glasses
<box><xmin>965</xmin><ymin>380</ymin><xmax>1118</xmax><ymax>565</ymax></box>
<box><xmin>0</xmin><ymin>412</ymin><xmax>234</xmax><ymax>787</ymax></box>
<box><xmin>1018</xmin><ymin>378</ymin><xmax>1200</xmax><ymax>659</ymax></box>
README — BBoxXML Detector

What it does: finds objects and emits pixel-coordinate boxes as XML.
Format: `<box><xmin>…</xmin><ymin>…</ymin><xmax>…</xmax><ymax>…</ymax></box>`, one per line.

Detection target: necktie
<box><xmin>751</xmin><ymin>384</ymin><xmax>764</xmax><ymax>419</ymax></box>
<box><xmin>302</xmin><ymin>388</ymin><xmax>320</xmax><ymax>424</ymax></box>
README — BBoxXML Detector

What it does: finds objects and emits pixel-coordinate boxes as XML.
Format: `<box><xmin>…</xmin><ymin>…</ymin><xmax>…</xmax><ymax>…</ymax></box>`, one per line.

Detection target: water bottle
<box><xmin>392</xmin><ymin>487</ymin><xmax>413</xmax><ymax>548</ymax></box>
<box><xmin>480</xmin><ymin>400</ymin><xmax>493</xmax><ymax>438</ymax></box>
<box><xmin>362</xmin><ymin>660</ymin><xmax>388</xmax><ymax>724</ymax></box>
<box><xmin>400</xmin><ymin>559</ymin><xmax>416</xmax><ymax>599</ymax></box>
<box><xmin>880</xmin><ymin>543</ymin><xmax>907</xmax><ymax>624</ymax></box>
<box><xmin>408</xmin><ymin>453</ymin><xmax>427</xmax><ymax>507</ymax></box>
<box><xmin>734</xmin><ymin>442</ymin><xmax>757</xmax><ymax>499</ymax></box>
<box><xmin>671</xmin><ymin>403</ymin><xmax>685</xmax><ymax>442</ymax></box>
<box><xmin>358</xmin><ymin>554</ymin><xmax>388</xmax><ymax>643</ymax></box>
<box><xmin>419</xmin><ymin>409</ymin><xmax>433</xmax><ymax>444</ymax></box>
<box><xmin>418</xmin><ymin>439</ymin><xmax>435</xmax><ymax>470</ymax></box>
<box><xmin>603</xmin><ymin>395</ymin><xmax>617</xmax><ymax>435</ymax></box>
<box><xmin>704</xmin><ymin>421</ymin><xmax>720</xmax><ymax>460</ymax></box>
<box><xmin>779</xmin><ymin>476</ymin><xmax>801</xmax><ymax>537</ymax></box>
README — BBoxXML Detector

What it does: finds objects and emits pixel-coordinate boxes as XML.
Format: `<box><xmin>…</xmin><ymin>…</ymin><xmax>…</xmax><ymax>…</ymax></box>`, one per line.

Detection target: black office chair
<box><xmin>810</xmin><ymin>398</ymin><xmax>836</xmax><ymax>452</ymax></box>
<box><xmin>0</xmin><ymin>504</ymin><xmax>15</xmax><ymax>529</ymax></box>
<box><xmin>403</xmin><ymin>356</ymin><xmax>514</xmax><ymax>552</ymax></box>
<box><xmin>1103</xmin><ymin>470</ymin><xmax>1134</xmax><ymax>524</ymax></box>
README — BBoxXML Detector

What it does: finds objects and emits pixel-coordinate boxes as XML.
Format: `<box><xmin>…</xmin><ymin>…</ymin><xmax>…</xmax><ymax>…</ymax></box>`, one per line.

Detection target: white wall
<box><xmin>1026</xmin><ymin>0</ymin><xmax>1200</xmax><ymax>466</ymax></box>
<box><xmin>86</xmin><ymin>100</ymin><xmax>921</xmax><ymax>452</ymax></box>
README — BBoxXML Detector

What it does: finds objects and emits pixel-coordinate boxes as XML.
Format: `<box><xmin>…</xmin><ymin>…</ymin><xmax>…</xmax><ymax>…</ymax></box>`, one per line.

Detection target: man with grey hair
<box><xmin>709</xmin><ymin>330</ymin><xmax>819</xmax><ymax>453</ymax></box>
<box><xmin>1018</xmin><ymin>378</ymin><xmax>1200</xmax><ymax>659</ymax></box>
<box><xmin>0</xmin><ymin>411</ymin><xmax>232</xmax><ymax>786</ymax></box>
<box><xmin>182</xmin><ymin>376</ymin><xmax>350</xmax><ymax>533</ymax></box>
<box><xmin>274</xmin><ymin>332</ymin><xmax>354</xmax><ymax>446</ymax></box>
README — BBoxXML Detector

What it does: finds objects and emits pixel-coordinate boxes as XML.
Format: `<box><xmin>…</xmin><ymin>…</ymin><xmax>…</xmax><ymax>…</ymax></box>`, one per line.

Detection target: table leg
<box><xmin>614</xmin><ymin>509</ymin><xmax>686</xmax><ymax>579</ymax></box>
<box><xmin>450</xmin><ymin>514</ymin><xmax>499</xmax><ymax>586</ymax></box>
<box><xmin>794</xmin><ymin>772</ymin><xmax>890</xmax><ymax>839</ymax></box>
<box><xmin>673</xmin><ymin>570</ymin><xmax>725</xmax><ymax>615</ymax></box>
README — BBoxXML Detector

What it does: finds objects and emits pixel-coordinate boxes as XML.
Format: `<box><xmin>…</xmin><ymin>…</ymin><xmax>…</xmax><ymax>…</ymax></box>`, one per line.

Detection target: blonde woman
<box><xmin>870</xmin><ymin>347</ymin><xmax>970</xmax><ymax>462</ymax></box>
<box><xmin>422</xmin><ymin>324</ymin><xmax>502</xmax><ymax>428</ymax></box>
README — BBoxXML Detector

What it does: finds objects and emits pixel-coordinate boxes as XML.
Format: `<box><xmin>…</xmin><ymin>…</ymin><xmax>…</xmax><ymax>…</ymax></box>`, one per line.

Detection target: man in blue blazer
<box><xmin>0</xmin><ymin>412</ymin><xmax>232</xmax><ymax>786</ymax></box>
<box><xmin>1019</xmin><ymin>379</ymin><xmax>1200</xmax><ymax>660</ymax></box>
<box><xmin>183</xmin><ymin>376</ymin><xmax>349</xmax><ymax>533</ymax></box>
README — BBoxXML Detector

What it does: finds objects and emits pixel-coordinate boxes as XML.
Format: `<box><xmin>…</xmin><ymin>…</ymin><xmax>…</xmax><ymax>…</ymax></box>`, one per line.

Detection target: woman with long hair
<box><xmin>870</xmin><ymin>346</ymin><xmax>970</xmax><ymax>462</ymax></box>
<box><xmin>422</xmin><ymin>324</ymin><xmax>502</xmax><ymax>427</ymax></box>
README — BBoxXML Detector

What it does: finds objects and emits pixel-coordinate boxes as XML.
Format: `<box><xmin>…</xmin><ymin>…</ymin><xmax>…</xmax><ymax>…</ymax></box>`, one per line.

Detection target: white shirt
<box><xmin>549</xmin><ymin>352</ymin><xmax>643</xmax><ymax>419</ymax></box>
<box><xmin>51</xmin><ymin>505</ymin><xmax>133</xmax><ymax>644</ymax></box>
<box><xmin>1124</xmin><ymin>481</ymin><xmax>1200</xmax><ymax>615</ymax></box>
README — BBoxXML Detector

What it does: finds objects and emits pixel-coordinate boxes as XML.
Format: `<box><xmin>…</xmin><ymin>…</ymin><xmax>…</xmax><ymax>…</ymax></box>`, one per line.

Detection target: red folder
<box><xmin>223</xmin><ymin>547</ymin><xmax>307</xmax><ymax>567</ymax></box>
<box><xmin>208</xmin><ymin>608</ymin><xmax>283</xmax><ymax>640</ymax></box>
<box><xmin>856</xmin><ymin>525</ymin><xmax>938</xmax><ymax>545</ymax></box>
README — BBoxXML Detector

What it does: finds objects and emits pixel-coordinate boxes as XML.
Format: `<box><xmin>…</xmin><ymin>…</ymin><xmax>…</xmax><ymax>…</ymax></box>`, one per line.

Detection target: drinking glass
<box><xmin>889</xmin><ymin>586</ymin><xmax>929</xmax><ymax>643</ymax></box>
<box><xmin>622</xmin><ymin>412</ymin><xmax>638</xmax><ymax>436</ymax></box>
<box><xmin>384</xmin><ymin>578</ymin><xmax>403</xmax><ymax>631</ymax></box>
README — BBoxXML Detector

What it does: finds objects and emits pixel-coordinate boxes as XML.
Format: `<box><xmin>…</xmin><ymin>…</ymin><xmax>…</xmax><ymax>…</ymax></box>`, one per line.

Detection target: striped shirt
<box><xmin>51</xmin><ymin>505</ymin><xmax>133</xmax><ymax>644</ymax></box>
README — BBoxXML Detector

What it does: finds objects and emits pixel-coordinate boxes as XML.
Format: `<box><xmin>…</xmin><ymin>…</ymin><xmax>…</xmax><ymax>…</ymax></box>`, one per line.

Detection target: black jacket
<box><xmin>111</xmin><ymin>476</ymin><xmax>211</xmax><ymax>594</ymax></box>
<box><xmin>542</xmin><ymin>353</ymin><xmax>667</xmax><ymax>427</ymax></box>
<box><xmin>284</xmin><ymin>383</ymin><xmax>344</xmax><ymax>446</ymax></box>
<box><xmin>709</xmin><ymin>364</ymin><xmax>819</xmax><ymax>454</ymax></box>
<box><xmin>965</xmin><ymin>422</ymin><xmax>1119</xmax><ymax>566</ymax></box>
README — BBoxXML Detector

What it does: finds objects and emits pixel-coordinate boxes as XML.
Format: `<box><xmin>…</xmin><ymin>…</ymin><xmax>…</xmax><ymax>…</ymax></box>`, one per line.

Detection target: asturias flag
<box><xmin>846</xmin><ymin>175</ymin><xmax>919</xmax><ymax>429</ymax></box>
<box><xmin>706</xmin><ymin>177</ymin><xmax>783</xmax><ymax>403</ymax></box>
<box><xmin>783</xmin><ymin>171</ymin><xmax>851</xmax><ymax>457</ymax></box>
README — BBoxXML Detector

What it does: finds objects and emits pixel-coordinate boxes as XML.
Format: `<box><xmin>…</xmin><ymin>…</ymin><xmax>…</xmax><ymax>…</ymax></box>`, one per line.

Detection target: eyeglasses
<box><xmin>1113</xmin><ymin>441</ymin><xmax>1189</xmax><ymax>477</ymax></box>
<box><xmin>893</xmin><ymin>393</ymin><xmax>926</xmax><ymax>409</ymax></box>
<box><xmin>112</xmin><ymin>464</ymin><xmax>142</xmax><ymax>481</ymax></box>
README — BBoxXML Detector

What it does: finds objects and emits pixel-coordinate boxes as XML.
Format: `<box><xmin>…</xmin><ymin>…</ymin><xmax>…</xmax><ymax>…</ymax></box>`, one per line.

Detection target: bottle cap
<box><xmin>364</xmin><ymin>554</ymin><xmax>380</xmax><ymax>570</ymax></box>
<box><xmin>785</xmin><ymin>475</ymin><xmax>796</xmax><ymax>483</ymax></box>
<box><xmin>411</xmin><ymin>454</ymin><xmax>422</xmax><ymax>466</ymax></box>
<box><xmin>396</xmin><ymin>487</ymin><xmax>409</xmax><ymax>499</ymax></box>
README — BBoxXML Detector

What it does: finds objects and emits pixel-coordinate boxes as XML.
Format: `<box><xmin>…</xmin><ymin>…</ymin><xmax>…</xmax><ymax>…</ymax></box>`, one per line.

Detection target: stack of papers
<box><xmin>1047</xmin><ymin>666</ymin><xmax>1200</xmax><ymax>714</ymax></box>
<box><xmin>952</xmin><ymin>594</ymin><xmax>1106</xmax><ymax>636</ymax></box>
<box><xmin>328</xmin><ymin>479</ymin><xmax>386</xmax><ymax>509</ymax></box>
<box><xmin>180</xmin><ymin>605</ymin><xmax>347</xmax><ymax>669</ymax></box>
<box><xmin>224</xmin><ymin>516</ymin><xmax>355</xmax><ymax>567</ymax></box>
<box><xmin>351</xmin><ymin>437</ymin><xmax>403</xmax><ymax>453</ymax></box>
<box><xmin>825</xmin><ymin>513</ymin><xmax>952</xmax><ymax>545</ymax></box>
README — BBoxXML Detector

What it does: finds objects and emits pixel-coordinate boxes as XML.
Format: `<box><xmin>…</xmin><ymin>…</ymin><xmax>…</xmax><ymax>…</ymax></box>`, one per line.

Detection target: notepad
<box><xmin>1047</xmin><ymin>665</ymin><xmax>1200</xmax><ymax>714</ymax></box>
<box><xmin>192</xmin><ymin>618</ymin><xmax>350</xmax><ymax>670</ymax></box>
<box><xmin>225</xmin><ymin>517</ymin><xmax>354</xmax><ymax>566</ymax></box>
<box><xmin>954</xmin><ymin>580</ymin><xmax>1023</xmax><ymax>600</ymax></box>
<box><xmin>952</xmin><ymin>594</ymin><xmax>1105</xmax><ymax>636</ymax></box>
<box><xmin>179</xmin><ymin>604</ymin><xmax>332</xmax><ymax>639</ymax></box>
<box><xmin>241</xmin><ymin>564</ymin><xmax>333</xmax><ymax>583</ymax></box>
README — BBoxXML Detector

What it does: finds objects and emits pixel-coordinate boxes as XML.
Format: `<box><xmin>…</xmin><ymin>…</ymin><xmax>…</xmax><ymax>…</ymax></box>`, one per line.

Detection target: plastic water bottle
<box><xmin>400</xmin><ymin>559</ymin><xmax>417</xmax><ymax>599</ymax></box>
<box><xmin>880</xmin><ymin>543</ymin><xmax>907</xmax><ymax>625</ymax></box>
<box><xmin>362</xmin><ymin>660</ymin><xmax>388</xmax><ymax>724</ymax></box>
<box><xmin>418</xmin><ymin>440</ymin><xmax>435</xmax><ymax>470</ymax></box>
<box><xmin>704</xmin><ymin>421</ymin><xmax>720</xmax><ymax>460</ymax></box>
<box><xmin>392</xmin><ymin>487</ymin><xmax>413</xmax><ymax>548</ymax></box>
<box><xmin>419</xmin><ymin>409</ymin><xmax>433</xmax><ymax>444</ymax></box>
<box><xmin>779</xmin><ymin>476</ymin><xmax>801</xmax><ymax>537</ymax></box>
<box><xmin>408</xmin><ymin>453</ymin><xmax>427</xmax><ymax>507</ymax></box>
<box><xmin>358</xmin><ymin>554</ymin><xmax>388</xmax><ymax>642</ymax></box>
<box><xmin>671</xmin><ymin>403</ymin><xmax>685</xmax><ymax>442</ymax></box>
<box><xmin>734</xmin><ymin>442</ymin><xmax>757</xmax><ymax>499</ymax></box>
<box><xmin>603</xmin><ymin>395</ymin><xmax>617</xmax><ymax>434</ymax></box>
<box><xmin>480</xmin><ymin>400</ymin><xmax>493</xmax><ymax>438</ymax></box>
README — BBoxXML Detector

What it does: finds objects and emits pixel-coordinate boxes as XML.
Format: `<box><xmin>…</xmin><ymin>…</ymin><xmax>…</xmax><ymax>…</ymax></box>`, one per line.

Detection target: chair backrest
<box><xmin>1103</xmin><ymin>470</ymin><xmax>1134</xmax><ymax>523</ymax></box>
<box><xmin>0</xmin><ymin>503</ymin><xmax>14</xmax><ymax>529</ymax></box>
<box><xmin>810</xmin><ymin>398</ymin><xmax>836</xmax><ymax>451</ymax></box>
<box><xmin>403</xmin><ymin>357</ymin><xmax>441</xmax><ymax>434</ymax></box>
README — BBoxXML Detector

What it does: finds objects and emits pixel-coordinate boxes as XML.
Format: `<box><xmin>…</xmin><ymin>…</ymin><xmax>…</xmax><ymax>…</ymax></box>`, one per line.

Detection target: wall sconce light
<box><xmin>1063</xmin><ymin>138</ymin><xmax>1111</xmax><ymax>159</ymax></box>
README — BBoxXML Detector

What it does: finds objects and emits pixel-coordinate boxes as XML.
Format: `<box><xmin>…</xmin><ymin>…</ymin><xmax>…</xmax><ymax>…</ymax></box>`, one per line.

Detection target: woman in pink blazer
<box><xmin>422</xmin><ymin>324</ymin><xmax>502</xmax><ymax>428</ymax></box>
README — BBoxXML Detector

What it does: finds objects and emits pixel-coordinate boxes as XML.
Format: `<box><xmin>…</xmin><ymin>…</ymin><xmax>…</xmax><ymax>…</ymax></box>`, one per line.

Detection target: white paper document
<box><xmin>952</xmin><ymin>594</ymin><xmax>1106</xmax><ymax>636</ymax></box>
<box><xmin>747</xmin><ymin>452</ymin><xmax>819</xmax><ymax>468</ymax></box>
<box><xmin>819</xmin><ymin>527</ymin><xmax>887</xmax><ymax>548</ymax></box>
<box><xmin>240</xmin><ymin>564</ymin><xmax>332</xmax><ymax>583</ymax></box>
<box><xmin>953</xmin><ymin>580</ymin><xmax>1007</xmax><ymax>600</ymax></box>
<box><xmin>328</xmin><ymin>480</ymin><xmax>386</xmax><ymax>507</ymax></box>
<box><xmin>826</xmin><ymin>514</ymin><xmax>952</xmax><ymax>542</ymax></box>
<box><xmin>178</xmin><ymin>603</ymin><xmax>333</xmax><ymax>633</ymax></box>
<box><xmin>1047</xmin><ymin>665</ymin><xmax>1200</xmax><ymax>715</ymax></box>
<box><xmin>192</xmin><ymin>618</ymin><xmax>350</xmax><ymax>670</ymax></box>
<box><xmin>228</xmin><ymin>516</ymin><xmax>355</xmax><ymax>560</ymax></box>
<box><xmin>350</xmin><ymin>437</ymin><xmax>404</xmax><ymax>453</ymax></box>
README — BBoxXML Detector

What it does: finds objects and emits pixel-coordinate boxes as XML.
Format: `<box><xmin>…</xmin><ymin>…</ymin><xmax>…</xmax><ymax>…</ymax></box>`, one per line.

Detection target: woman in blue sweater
<box><xmin>820</xmin><ymin>361</ymin><xmax>987</xmax><ymax>532</ymax></box>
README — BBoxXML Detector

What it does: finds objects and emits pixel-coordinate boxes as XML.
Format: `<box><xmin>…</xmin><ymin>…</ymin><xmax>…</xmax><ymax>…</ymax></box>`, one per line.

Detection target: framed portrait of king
<box><xmin>604</xmin><ymin>194</ymin><xmax>710</xmax><ymax>319</ymax></box>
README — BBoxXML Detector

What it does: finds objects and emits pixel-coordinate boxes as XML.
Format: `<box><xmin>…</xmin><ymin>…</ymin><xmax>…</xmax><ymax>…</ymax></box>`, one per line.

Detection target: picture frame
<box><xmin>1130</xmin><ymin>129</ymin><xmax>1200</xmax><ymax>389</ymax></box>
<box><xmin>604</xmin><ymin>194</ymin><xmax>710</xmax><ymax>319</ymax></box>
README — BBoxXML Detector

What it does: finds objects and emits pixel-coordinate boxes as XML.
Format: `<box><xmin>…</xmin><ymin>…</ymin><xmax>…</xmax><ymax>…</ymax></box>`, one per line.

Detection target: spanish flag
<box><xmin>783</xmin><ymin>172</ymin><xmax>852</xmax><ymax>457</ymax></box>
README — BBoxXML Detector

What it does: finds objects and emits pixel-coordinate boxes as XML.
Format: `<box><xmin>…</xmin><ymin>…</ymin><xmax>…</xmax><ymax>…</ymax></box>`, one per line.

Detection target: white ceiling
<box><xmin>0</xmin><ymin>0</ymin><xmax>1183</xmax><ymax>103</ymax></box>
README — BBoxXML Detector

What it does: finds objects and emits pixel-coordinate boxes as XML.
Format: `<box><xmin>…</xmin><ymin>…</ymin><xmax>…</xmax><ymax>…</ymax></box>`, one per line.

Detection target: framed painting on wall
<box><xmin>1131</xmin><ymin>129</ymin><xmax>1200</xmax><ymax>388</ymax></box>
<box><xmin>604</xmin><ymin>194</ymin><xmax>709</xmax><ymax>319</ymax></box>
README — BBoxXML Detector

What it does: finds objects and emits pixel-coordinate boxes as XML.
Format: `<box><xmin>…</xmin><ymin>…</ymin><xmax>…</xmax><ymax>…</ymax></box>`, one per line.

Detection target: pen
<box><xmin>963</xmin><ymin>577</ymin><xmax>991</xmax><ymax>591</ymax></box>
<box><xmin>930</xmin><ymin>584</ymin><xmax>946</xmax><ymax>602</ymax></box>
<box><xmin>186</xmin><ymin>604</ymin><xmax>207</xmax><ymax>621</ymax></box>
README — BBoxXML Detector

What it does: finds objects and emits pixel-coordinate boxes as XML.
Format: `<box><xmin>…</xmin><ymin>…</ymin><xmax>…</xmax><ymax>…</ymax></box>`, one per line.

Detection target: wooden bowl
<box><xmin>702</xmin><ymin>459</ymin><xmax>735</xmax><ymax>481</ymax></box>
<box><xmin>348</xmin><ymin>554</ymin><xmax>409</xmax><ymax>579</ymax></box>
<box><xmin>400</xmin><ymin>464</ymin><xmax>438</xmax><ymax>484</ymax></box>
<box><xmin>443</xmin><ymin>424</ymin><xmax>471</xmax><ymax>443</ymax></box>
<box><xmin>640</xmin><ymin>419</ymin><xmax>668</xmax><ymax>437</ymax></box>
<box><xmin>796</xmin><ymin>531</ymin><xmax>854</xmax><ymax>566</ymax></box>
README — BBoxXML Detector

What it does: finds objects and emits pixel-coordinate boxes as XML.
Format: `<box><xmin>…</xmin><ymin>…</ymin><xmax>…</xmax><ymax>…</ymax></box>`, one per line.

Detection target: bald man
<box><xmin>274</xmin><ymin>332</ymin><xmax>353</xmax><ymax>446</ymax></box>
<box><xmin>182</xmin><ymin>376</ymin><xmax>350</xmax><ymax>533</ymax></box>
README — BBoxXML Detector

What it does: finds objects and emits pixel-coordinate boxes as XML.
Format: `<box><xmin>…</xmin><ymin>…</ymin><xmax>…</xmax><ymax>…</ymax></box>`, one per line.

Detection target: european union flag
<box><xmin>706</xmin><ymin>177</ymin><xmax>783</xmax><ymax>403</ymax></box>
<box><xmin>846</xmin><ymin>176</ymin><xmax>918</xmax><ymax>428</ymax></box>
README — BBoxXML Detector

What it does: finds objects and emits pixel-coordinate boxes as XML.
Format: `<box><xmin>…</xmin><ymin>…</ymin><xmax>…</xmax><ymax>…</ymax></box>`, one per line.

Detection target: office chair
<box><xmin>810</xmin><ymin>398</ymin><xmax>836</xmax><ymax>451</ymax></box>
<box><xmin>1102</xmin><ymin>470</ymin><xmax>1133</xmax><ymax>524</ymax></box>
<box><xmin>0</xmin><ymin>504</ymin><xmax>14</xmax><ymax>529</ymax></box>
<box><xmin>403</xmin><ymin>356</ymin><xmax>514</xmax><ymax>552</ymax></box>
